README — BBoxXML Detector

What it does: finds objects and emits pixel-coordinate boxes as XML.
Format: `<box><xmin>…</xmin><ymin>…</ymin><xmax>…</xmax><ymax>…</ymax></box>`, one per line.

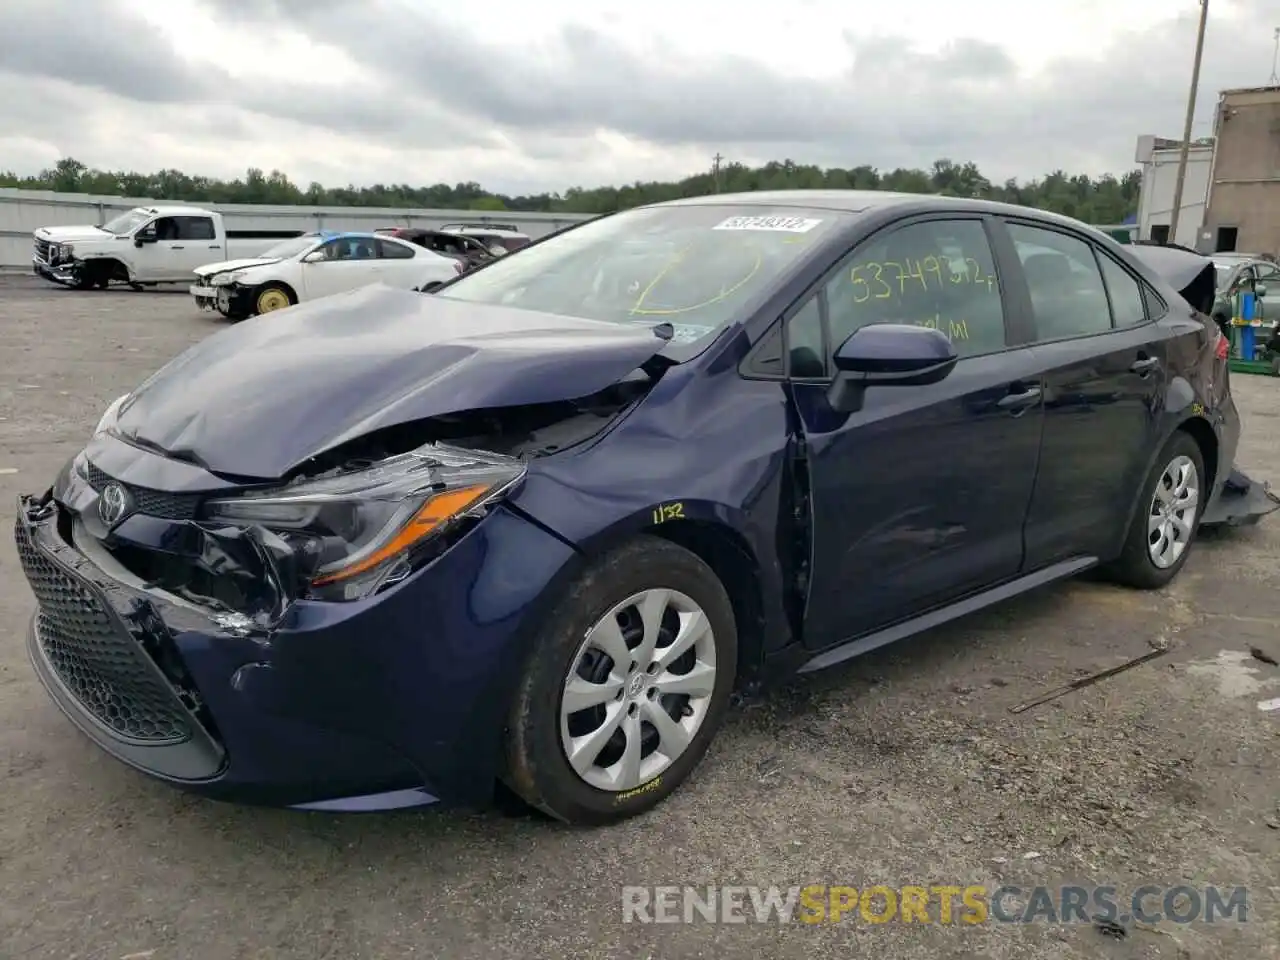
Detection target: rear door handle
<box><xmin>1130</xmin><ymin>356</ymin><xmax>1160</xmax><ymax>375</ymax></box>
<box><xmin>171</xmin><ymin>245</ymin><xmax>185</xmax><ymax>249</ymax></box>
<box><xmin>998</xmin><ymin>385</ymin><xmax>1042</xmax><ymax>411</ymax></box>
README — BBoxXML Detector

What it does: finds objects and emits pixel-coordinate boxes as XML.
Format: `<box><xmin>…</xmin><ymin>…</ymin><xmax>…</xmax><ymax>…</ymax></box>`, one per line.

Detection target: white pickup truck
<box><xmin>31</xmin><ymin>206</ymin><xmax>298</xmax><ymax>290</ymax></box>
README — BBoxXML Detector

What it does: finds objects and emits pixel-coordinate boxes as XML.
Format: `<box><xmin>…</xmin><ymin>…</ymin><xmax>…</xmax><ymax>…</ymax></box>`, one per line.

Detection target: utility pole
<box><xmin>1169</xmin><ymin>0</ymin><xmax>1210</xmax><ymax>247</ymax></box>
<box><xmin>712</xmin><ymin>153</ymin><xmax>724</xmax><ymax>193</ymax></box>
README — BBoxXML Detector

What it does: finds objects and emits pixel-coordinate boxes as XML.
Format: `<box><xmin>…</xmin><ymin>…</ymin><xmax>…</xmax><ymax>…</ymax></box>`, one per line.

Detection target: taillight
<box><xmin>1215</xmin><ymin>330</ymin><xmax>1230</xmax><ymax>360</ymax></box>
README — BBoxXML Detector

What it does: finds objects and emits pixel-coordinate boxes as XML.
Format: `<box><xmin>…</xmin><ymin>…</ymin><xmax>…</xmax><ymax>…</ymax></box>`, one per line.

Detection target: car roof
<box><xmin>643</xmin><ymin>189</ymin><xmax>1105</xmax><ymax>233</ymax></box>
<box><xmin>440</xmin><ymin>223</ymin><xmax>529</xmax><ymax>235</ymax></box>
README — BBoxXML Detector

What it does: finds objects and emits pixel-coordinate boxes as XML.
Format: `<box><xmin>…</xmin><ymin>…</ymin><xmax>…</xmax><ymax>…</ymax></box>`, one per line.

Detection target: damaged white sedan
<box><xmin>190</xmin><ymin>231</ymin><xmax>462</xmax><ymax>320</ymax></box>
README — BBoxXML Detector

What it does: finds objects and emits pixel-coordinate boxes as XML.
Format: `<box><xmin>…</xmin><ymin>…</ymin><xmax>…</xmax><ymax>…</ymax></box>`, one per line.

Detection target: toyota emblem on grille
<box><xmin>98</xmin><ymin>482</ymin><xmax>131</xmax><ymax>528</ymax></box>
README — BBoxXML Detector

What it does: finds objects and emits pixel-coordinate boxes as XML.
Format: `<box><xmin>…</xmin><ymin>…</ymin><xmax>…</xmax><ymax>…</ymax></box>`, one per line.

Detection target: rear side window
<box><xmin>174</xmin><ymin>216</ymin><xmax>216</xmax><ymax>241</ymax></box>
<box><xmin>822</xmin><ymin>218</ymin><xmax>1007</xmax><ymax>358</ymax></box>
<box><xmin>1096</xmin><ymin>254</ymin><xmax>1147</xmax><ymax>328</ymax></box>
<box><xmin>376</xmin><ymin>238</ymin><xmax>415</xmax><ymax>259</ymax></box>
<box><xmin>1006</xmin><ymin>223</ymin><xmax>1111</xmax><ymax>341</ymax></box>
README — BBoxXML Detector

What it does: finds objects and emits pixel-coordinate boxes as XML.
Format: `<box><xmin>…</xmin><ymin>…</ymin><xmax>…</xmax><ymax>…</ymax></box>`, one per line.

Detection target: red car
<box><xmin>375</xmin><ymin>227</ymin><xmax>499</xmax><ymax>272</ymax></box>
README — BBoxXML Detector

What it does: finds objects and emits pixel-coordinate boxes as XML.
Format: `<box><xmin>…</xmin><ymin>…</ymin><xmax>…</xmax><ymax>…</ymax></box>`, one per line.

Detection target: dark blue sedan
<box><xmin>14</xmin><ymin>191</ymin><xmax>1271</xmax><ymax>825</ymax></box>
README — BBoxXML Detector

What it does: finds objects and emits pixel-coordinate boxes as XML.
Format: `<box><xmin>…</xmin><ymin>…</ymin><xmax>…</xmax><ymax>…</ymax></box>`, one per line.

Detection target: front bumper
<box><xmin>190</xmin><ymin>283</ymin><xmax>250</xmax><ymax>315</ymax></box>
<box><xmin>32</xmin><ymin>253</ymin><xmax>76</xmax><ymax>286</ymax></box>
<box><xmin>14</xmin><ymin>446</ymin><xmax>577</xmax><ymax>810</ymax></box>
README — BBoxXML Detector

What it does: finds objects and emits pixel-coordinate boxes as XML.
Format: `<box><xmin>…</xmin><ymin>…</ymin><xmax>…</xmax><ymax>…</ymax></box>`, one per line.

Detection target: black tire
<box><xmin>1103</xmin><ymin>431</ymin><xmax>1207</xmax><ymax>589</ymax></box>
<box><xmin>502</xmin><ymin>536</ymin><xmax>738</xmax><ymax>826</ymax></box>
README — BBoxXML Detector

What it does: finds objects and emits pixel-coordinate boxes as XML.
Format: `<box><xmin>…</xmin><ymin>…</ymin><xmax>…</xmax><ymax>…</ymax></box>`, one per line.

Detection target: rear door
<box><xmin>998</xmin><ymin>219</ymin><xmax>1169</xmax><ymax>567</ymax></box>
<box><xmin>374</xmin><ymin>237</ymin><xmax>426</xmax><ymax>287</ymax></box>
<box><xmin>789</xmin><ymin>215</ymin><xmax>1046</xmax><ymax>649</ymax></box>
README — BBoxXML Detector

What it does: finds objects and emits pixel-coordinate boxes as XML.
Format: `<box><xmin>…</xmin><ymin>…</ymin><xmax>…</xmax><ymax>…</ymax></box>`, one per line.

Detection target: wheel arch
<box><xmin>1113</xmin><ymin>414</ymin><xmax>1219</xmax><ymax>564</ymax></box>
<box><xmin>1177</xmin><ymin>416</ymin><xmax>1219</xmax><ymax>495</ymax></box>
<box><xmin>84</xmin><ymin>257</ymin><xmax>129</xmax><ymax>281</ymax></box>
<box><xmin>254</xmin><ymin>278</ymin><xmax>298</xmax><ymax>306</ymax></box>
<box><xmin>640</xmin><ymin>517</ymin><xmax>767</xmax><ymax>689</ymax></box>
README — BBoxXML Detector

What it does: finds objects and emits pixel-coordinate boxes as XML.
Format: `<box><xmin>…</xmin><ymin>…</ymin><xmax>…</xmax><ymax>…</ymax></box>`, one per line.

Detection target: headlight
<box><xmin>210</xmin><ymin>271</ymin><xmax>245</xmax><ymax>286</ymax></box>
<box><xmin>48</xmin><ymin>244</ymin><xmax>61</xmax><ymax>261</ymax></box>
<box><xmin>62</xmin><ymin>244</ymin><xmax>74</xmax><ymax>258</ymax></box>
<box><xmin>94</xmin><ymin>393</ymin><xmax>128</xmax><ymax>437</ymax></box>
<box><xmin>203</xmin><ymin>445</ymin><xmax>525</xmax><ymax>601</ymax></box>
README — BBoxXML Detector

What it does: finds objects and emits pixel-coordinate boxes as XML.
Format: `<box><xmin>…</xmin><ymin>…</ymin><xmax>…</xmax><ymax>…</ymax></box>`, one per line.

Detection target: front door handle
<box><xmin>208</xmin><ymin>244</ymin><xmax>221</xmax><ymax>249</ymax></box>
<box><xmin>998</xmin><ymin>385</ymin><xmax>1042</xmax><ymax>412</ymax></box>
<box><xmin>171</xmin><ymin>245</ymin><xmax>185</xmax><ymax>249</ymax></box>
<box><xmin>1130</xmin><ymin>355</ymin><xmax>1160</xmax><ymax>375</ymax></box>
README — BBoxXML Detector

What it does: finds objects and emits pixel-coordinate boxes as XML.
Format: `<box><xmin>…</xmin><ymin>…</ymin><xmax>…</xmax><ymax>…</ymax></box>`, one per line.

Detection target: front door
<box><xmin>790</xmin><ymin>216</ymin><xmax>1045</xmax><ymax>650</ymax></box>
<box><xmin>300</xmin><ymin>236</ymin><xmax>382</xmax><ymax>299</ymax></box>
<box><xmin>131</xmin><ymin>216</ymin><xmax>220</xmax><ymax>281</ymax></box>
<box><xmin>998</xmin><ymin>219</ymin><xmax>1167</xmax><ymax>566</ymax></box>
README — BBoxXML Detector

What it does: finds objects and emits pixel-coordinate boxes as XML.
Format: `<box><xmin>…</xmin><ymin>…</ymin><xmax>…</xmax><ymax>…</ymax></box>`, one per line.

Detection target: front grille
<box><xmin>34</xmin><ymin>239</ymin><xmax>50</xmax><ymax>261</ymax></box>
<box><xmin>85</xmin><ymin>461</ymin><xmax>202</xmax><ymax>520</ymax></box>
<box><xmin>15</xmin><ymin>517</ymin><xmax>192</xmax><ymax>744</ymax></box>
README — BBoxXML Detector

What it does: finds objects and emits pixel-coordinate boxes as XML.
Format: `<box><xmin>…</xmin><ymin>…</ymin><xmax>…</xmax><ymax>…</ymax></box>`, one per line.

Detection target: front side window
<box><xmin>822</xmin><ymin>218</ymin><xmax>1008</xmax><ymax>358</ymax></box>
<box><xmin>174</xmin><ymin>216</ymin><xmax>216</xmax><ymax>241</ymax></box>
<box><xmin>437</xmin><ymin>205</ymin><xmax>845</xmax><ymax>347</ymax></box>
<box><xmin>1006</xmin><ymin>223</ymin><xmax>1111</xmax><ymax>341</ymax></box>
<box><xmin>320</xmin><ymin>236</ymin><xmax>377</xmax><ymax>261</ymax></box>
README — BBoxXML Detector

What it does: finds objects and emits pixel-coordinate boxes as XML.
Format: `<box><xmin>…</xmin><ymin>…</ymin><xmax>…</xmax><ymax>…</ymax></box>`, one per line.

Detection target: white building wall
<box><xmin>1135</xmin><ymin>137</ymin><xmax>1214</xmax><ymax>247</ymax></box>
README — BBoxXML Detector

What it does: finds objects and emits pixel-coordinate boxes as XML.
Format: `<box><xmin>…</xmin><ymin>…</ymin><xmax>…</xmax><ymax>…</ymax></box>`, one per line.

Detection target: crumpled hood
<box><xmin>112</xmin><ymin>284</ymin><xmax>671</xmax><ymax>479</ymax></box>
<box><xmin>193</xmin><ymin>257</ymin><xmax>282</xmax><ymax>279</ymax></box>
<box><xmin>35</xmin><ymin>225</ymin><xmax>113</xmax><ymax>243</ymax></box>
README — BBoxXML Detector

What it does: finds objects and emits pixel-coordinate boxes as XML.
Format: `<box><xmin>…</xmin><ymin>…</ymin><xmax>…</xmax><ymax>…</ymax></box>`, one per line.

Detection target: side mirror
<box><xmin>1255</xmin><ymin>283</ymin><xmax>1268</xmax><ymax>298</ymax></box>
<box><xmin>827</xmin><ymin>323</ymin><xmax>958</xmax><ymax>413</ymax></box>
<box><xmin>301</xmin><ymin>251</ymin><xmax>325</xmax><ymax>263</ymax></box>
<box><xmin>134</xmin><ymin>227</ymin><xmax>157</xmax><ymax>247</ymax></box>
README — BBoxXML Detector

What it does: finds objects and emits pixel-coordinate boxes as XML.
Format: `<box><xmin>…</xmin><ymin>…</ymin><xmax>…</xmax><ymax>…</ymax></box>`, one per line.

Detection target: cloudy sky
<box><xmin>0</xmin><ymin>0</ymin><xmax>1275</xmax><ymax>195</ymax></box>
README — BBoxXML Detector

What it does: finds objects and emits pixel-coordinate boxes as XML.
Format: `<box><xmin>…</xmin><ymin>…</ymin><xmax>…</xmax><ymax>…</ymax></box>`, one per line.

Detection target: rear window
<box><xmin>437</xmin><ymin>205</ymin><xmax>842</xmax><ymax>345</ymax></box>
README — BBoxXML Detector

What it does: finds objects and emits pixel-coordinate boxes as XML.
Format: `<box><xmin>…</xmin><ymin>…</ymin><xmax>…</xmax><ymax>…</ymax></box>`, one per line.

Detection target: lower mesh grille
<box><xmin>15</xmin><ymin>516</ymin><xmax>192</xmax><ymax>744</ymax></box>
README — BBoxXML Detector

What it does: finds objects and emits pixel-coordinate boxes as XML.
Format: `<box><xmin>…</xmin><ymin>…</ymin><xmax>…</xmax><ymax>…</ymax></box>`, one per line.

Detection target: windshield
<box><xmin>437</xmin><ymin>205</ymin><xmax>842</xmax><ymax>345</ymax></box>
<box><xmin>262</xmin><ymin>234</ymin><xmax>324</xmax><ymax>259</ymax></box>
<box><xmin>101</xmin><ymin>209</ymin><xmax>151</xmax><ymax>235</ymax></box>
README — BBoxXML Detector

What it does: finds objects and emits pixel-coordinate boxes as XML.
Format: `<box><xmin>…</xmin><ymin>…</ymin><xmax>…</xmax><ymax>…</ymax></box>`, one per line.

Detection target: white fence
<box><xmin>0</xmin><ymin>188</ymin><xmax>596</xmax><ymax>268</ymax></box>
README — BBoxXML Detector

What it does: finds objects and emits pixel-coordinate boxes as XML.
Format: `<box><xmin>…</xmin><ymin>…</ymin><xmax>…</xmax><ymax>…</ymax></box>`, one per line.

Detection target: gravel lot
<box><xmin>0</xmin><ymin>272</ymin><xmax>1277</xmax><ymax>960</ymax></box>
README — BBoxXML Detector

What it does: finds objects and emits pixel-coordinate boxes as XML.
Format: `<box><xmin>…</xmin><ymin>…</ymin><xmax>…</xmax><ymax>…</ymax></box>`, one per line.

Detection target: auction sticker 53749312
<box><xmin>712</xmin><ymin>216</ymin><xmax>823</xmax><ymax>233</ymax></box>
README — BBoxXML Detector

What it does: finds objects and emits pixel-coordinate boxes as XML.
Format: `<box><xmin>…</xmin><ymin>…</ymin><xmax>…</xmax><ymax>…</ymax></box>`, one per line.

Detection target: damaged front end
<box><xmin>52</xmin><ymin>366</ymin><xmax>658</xmax><ymax>632</ymax></box>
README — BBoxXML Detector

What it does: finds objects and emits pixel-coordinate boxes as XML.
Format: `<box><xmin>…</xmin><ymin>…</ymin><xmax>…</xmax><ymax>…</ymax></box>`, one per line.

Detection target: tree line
<box><xmin>1</xmin><ymin>157</ymin><xmax>1141</xmax><ymax>224</ymax></box>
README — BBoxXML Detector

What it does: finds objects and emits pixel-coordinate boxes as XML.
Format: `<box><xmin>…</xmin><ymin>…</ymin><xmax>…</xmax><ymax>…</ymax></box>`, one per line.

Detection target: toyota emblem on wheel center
<box><xmin>98</xmin><ymin>482</ymin><xmax>131</xmax><ymax>528</ymax></box>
